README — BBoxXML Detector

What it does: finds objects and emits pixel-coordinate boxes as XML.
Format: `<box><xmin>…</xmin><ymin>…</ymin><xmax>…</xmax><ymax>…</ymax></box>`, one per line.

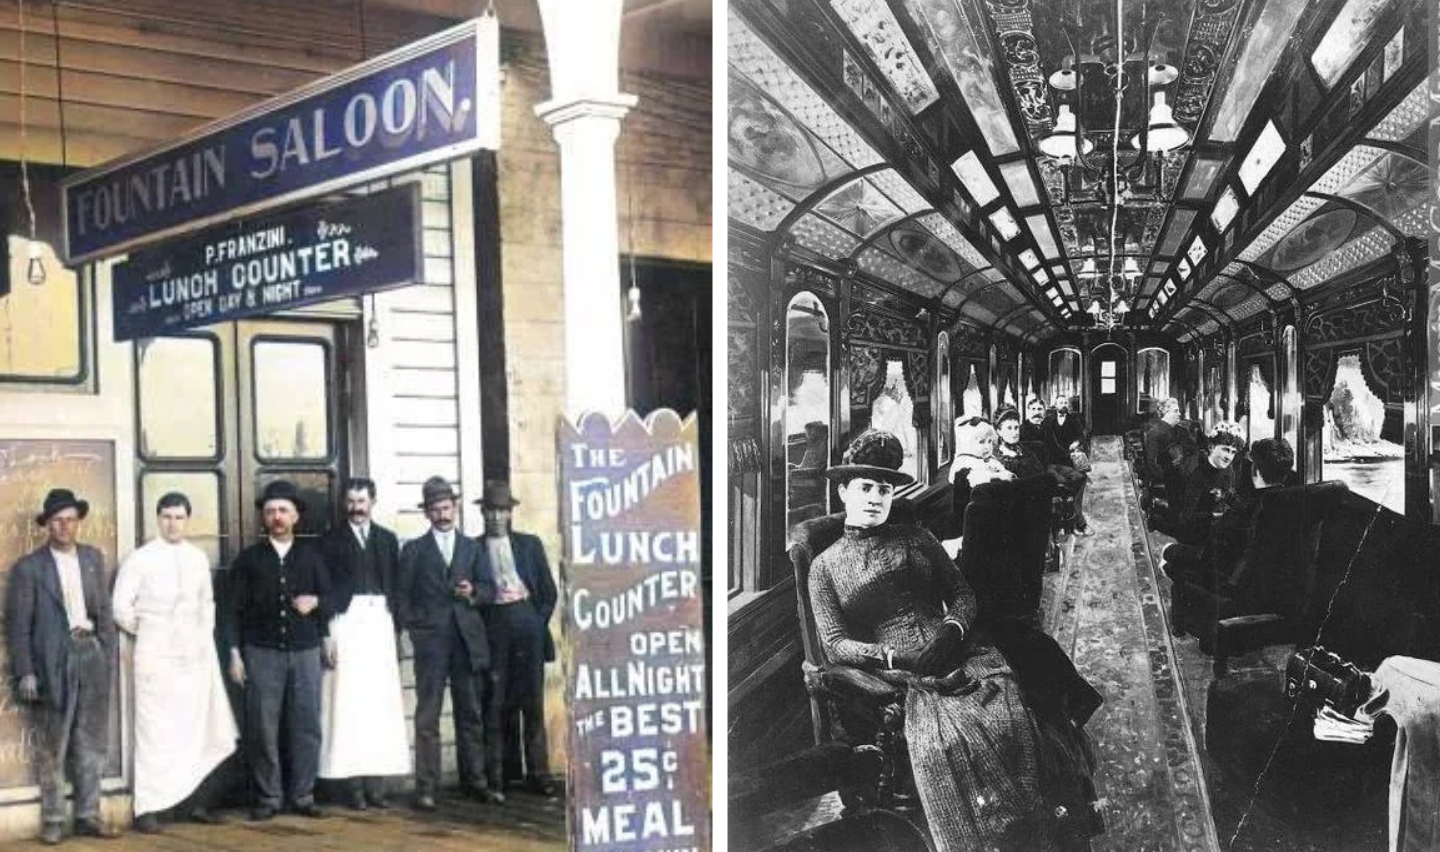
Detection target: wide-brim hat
<box><xmin>35</xmin><ymin>489</ymin><xmax>89</xmax><ymax>526</ymax></box>
<box><xmin>474</xmin><ymin>480</ymin><xmax>520</xmax><ymax>509</ymax></box>
<box><xmin>418</xmin><ymin>475</ymin><xmax>462</xmax><ymax>508</ymax></box>
<box><xmin>824</xmin><ymin>428</ymin><xmax>915</xmax><ymax>486</ymax></box>
<box><xmin>255</xmin><ymin>479</ymin><xmax>307</xmax><ymax>513</ymax></box>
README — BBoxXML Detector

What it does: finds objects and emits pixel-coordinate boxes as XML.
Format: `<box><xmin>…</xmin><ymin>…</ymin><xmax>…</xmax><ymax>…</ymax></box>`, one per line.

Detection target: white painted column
<box><xmin>535</xmin><ymin>0</ymin><xmax>637</xmax><ymax>420</ymax></box>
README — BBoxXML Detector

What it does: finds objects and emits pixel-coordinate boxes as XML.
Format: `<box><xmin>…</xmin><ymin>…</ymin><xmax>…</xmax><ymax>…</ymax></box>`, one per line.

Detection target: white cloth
<box><xmin>433</xmin><ymin>529</ymin><xmax>454</xmax><ymax>565</ymax></box>
<box><xmin>271</xmin><ymin>537</ymin><xmax>293</xmax><ymax>560</ymax></box>
<box><xmin>1364</xmin><ymin>656</ymin><xmax>1440</xmax><ymax>852</ymax></box>
<box><xmin>318</xmin><ymin>596</ymin><xmax>411</xmax><ymax>778</ymax></box>
<box><xmin>113</xmin><ymin>538</ymin><xmax>237</xmax><ymax>815</ymax></box>
<box><xmin>485</xmin><ymin>536</ymin><xmax>530</xmax><ymax>603</ymax></box>
<box><xmin>350</xmin><ymin>522</ymin><xmax>370</xmax><ymax>550</ymax></box>
<box><xmin>50</xmin><ymin>548</ymin><xmax>93</xmax><ymax>632</ymax></box>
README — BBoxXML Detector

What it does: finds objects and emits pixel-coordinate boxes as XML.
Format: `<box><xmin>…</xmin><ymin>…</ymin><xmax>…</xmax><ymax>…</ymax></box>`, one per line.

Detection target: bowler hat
<box><xmin>824</xmin><ymin>429</ymin><xmax>915</xmax><ymax>486</ymax></box>
<box><xmin>255</xmin><ymin>479</ymin><xmax>306</xmax><ymax>513</ymax></box>
<box><xmin>418</xmin><ymin>476</ymin><xmax>461</xmax><ymax>508</ymax></box>
<box><xmin>474</xmin><ymin>480</ymin><xmax>520</xmax><ymax>509</ymax></box>
<box><xmin>35</xmin><ymin>489</ymin><xmax>90</xmax><ymax>526</ymax></box>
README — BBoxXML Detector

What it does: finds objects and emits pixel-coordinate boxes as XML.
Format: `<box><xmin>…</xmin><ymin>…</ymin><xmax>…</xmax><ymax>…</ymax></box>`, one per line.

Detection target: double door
<box><xmin>134</xmin><ymin>319</ymin><xmax>353</xmax><ymax>566</ymax></box>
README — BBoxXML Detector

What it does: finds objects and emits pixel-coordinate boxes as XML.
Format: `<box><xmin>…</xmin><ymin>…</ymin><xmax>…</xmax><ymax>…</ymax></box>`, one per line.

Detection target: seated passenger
<box><xmin>1160</xmin><ymin>437</ymin><xmax>1295</xmax><ymax>588</ymax></box>
<box><xmin>1021</xmin><ymin>397</ymin><xmax>1091</xmax><ymax>536</ymax></box>
<box><xmin>1172</xmin><ymin>422</ymin><xmax>1246</xmax><ymax>546</ymax></box>
<box><xmin>810</xmin><ymin>429</ymin><xmax>1100</xmax><ymax>852</ymax></box>
<box><xmin>994</xmin><ymin>408</ymin><xmax>1047</xmax><ymax>479</ymax></box>
<box><xmin>1142</xmin><ymin>398</ymin><xmax>1196</xmax><ymax>485</ymax></box>
<box><xmin>946</xmin><ymin>417</ymin><xmax>1013</xmax><ymax>555</ymax></box>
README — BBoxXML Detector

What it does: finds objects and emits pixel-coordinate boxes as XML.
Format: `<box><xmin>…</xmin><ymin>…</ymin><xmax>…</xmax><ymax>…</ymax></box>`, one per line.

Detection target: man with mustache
<box><xmin>1020</xmin><ymin>397</ymin><xmax>1091</xmax><ymax>536</ymax></box>
<box><xmin>225</xmin><ymin>480</ymin><xmax>331</xmax><ymax>821</ymax></box>
<box><xmin>397</xmin><ymin>477</ymin><xmax>498</xmax><ymax>810</ymax></box>
<box><xmin>317</xmin><ymin>478</ymin><xmax>409</xmax><ymax>810</ymax></box>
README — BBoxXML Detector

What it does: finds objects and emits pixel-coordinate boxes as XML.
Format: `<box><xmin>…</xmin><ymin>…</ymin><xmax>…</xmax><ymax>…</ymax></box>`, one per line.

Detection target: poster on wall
<box><xmin>558</xmin><ymin>411</ymin><xmax>709</xmax><ymax>852</ymax></box>
<box><xmin>0</xmin><ymin>440</ymin><xmax>122</xmax><ymax>787</ymax></box>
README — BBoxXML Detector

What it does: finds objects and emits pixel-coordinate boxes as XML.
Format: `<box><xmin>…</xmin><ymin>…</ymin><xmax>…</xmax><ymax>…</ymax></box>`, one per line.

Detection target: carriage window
<box><xmin>784</xmin><ymin>293</ymin><xmax>830</xmax><ymax>533</ymax></box>
<box><xmin>1049</xmin><ymin>349</ymin><xmax>1080</xmax><ymax>407</ymax></box>
<box><xmin>1100</xmin><ymin>360</ymin><xmax>1116</xmax><ymax>395</ymax></box>
<box><xmin>1280</xmin><ymin>327</ymin><xmax>1300</xmax><ymax>453</ymax></box>
<box><xmin>1203</xmin><ymin>356</ymin><xmax>1224</xmax><ymax>433</ymax></box>
<box><xmin>961</xmin><ymin>364</ymin><xmax>983</xmax><ymax>417</ymax></box>
<box><xmin>1136</xmin><ymin>348</ymin><xmax>1170</xmax><ymax>413</ymax></box>
<box><xmin>935</xmin><ymin>333</ymin><xmax>953</xmax><ymax>464</ymax></box>
<box><xmin>871</xmin><ymin>360</ymin><xmax>921</xmax><ymax>485</ymax></box>
<box><xmin>988</xmin><ymin>345</ymin><xmax>999</xmax><ymax>414</ymax></box>
<box><xmin>1323</xmin><ymin>354</ymin><xmax>1403</xmax><ymax>513</ymax></box>
<box><xmin>1246</xmin><ymin>363</ymin><xmax>1275</xmax><ymax>444</ymax></box>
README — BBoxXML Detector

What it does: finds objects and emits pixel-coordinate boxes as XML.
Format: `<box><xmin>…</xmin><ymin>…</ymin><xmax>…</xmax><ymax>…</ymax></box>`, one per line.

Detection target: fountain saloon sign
<box><xmin>60</xmin><ymin>16</ymin><xmax>500</xmax><ymax>264</ymax></box>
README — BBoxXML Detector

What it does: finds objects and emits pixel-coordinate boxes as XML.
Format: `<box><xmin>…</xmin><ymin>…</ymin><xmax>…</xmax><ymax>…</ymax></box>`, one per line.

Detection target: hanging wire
<box><xmin>17</xmin><ymin>0</ymin><xmax>45</xmax><ymax>287</ymax></box>
<box><xmin>622</xmin><ymin>69</ymin><xmax>641</xmax><ymax>323</ymax></box>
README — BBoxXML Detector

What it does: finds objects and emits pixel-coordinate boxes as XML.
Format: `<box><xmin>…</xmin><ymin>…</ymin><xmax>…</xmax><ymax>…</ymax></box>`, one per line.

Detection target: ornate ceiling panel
<box><xmin>858</xmin><ymin>246</ymin><xmax>949</xmax><ymax>298</ymax></box>
<box><xmin>790</xmin><ymin>212</ymin><xmax>862</xmax><ymax>256</ymax></box>
<box><xmin>827</xmin><ymin>0</ymin><xmax>940</xmax><ymax>113</ymax></box>
<box><xmin>730</xmin><ymin>0</ymin><xmax>1423</xmax><ymax>338</ymax></box>
<box><xmin>902</xmin><ymin>0</ymin><xmax>1020</xmax><ymax>154</ymax></box>
<box><xmin>729</xmin><ymin>171</ymin><xmax>797</xmax><ymax>231</ymax></box>
<box><xmin>728</xmin><ymin>10</ymin><xmax>884</xmax><ymax>169</ymax></box>
<box><xmin>813</xmin><ymin>177</ymin><xmax>905</xmax><ymax>237</ymax></box>
<box><xmin>919</xmin><ymin>213</ymin><xmax>989</xmax><ymax>269</ymax></box>
<box><xmin>1287</xmin><ymin>226</ymin><xmax>1396</xmax><ymax>289</ymax></box>
<box><xmin>1367</xmin><ymin>81</ymin><xmax>1427</xmax><ymax>142</ymax></box>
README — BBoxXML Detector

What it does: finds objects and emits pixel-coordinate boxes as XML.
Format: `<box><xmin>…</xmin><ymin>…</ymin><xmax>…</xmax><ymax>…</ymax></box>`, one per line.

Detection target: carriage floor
<box><xmin>0</xmin><ymin>789</ymin><xmax>565</xmax><ymax>852</ymax></box>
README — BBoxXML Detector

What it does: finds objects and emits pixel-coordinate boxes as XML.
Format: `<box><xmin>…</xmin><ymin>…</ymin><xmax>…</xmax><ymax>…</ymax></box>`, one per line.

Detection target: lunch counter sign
<box><xmin>62</xmin><ymin>17</ymin><xmax>499</xmax><ymax>264</ymax></box>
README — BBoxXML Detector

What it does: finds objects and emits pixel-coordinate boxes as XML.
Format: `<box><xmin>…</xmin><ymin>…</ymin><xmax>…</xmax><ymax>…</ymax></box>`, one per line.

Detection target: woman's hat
<box><xmin>35</xmin><ymin>488</ymin><xmax>89</xmax><ymax>526</ymax></box>
<box><xmin>824</xmin><ymin>429</ymin><xmax>914</xmax><ymax>486</ymax></box>
<box><xmin>255</xmin><ymin>479</ymin><xmax>306</xmax><ymax>513</ymax></box>
<box><xmin>419</xmin><ymin>476</ymin><xmax>462</xmax><ymax>508</ymax></box>
<box><xmin>1209</xmin><ymin>421</ymin><xmax>1247</xmax><ymax>450</ymax></box>
<box><xmin>474</xmin><ymin>480</ymin><xmax>520</xmax><ymax>509</ymax></box>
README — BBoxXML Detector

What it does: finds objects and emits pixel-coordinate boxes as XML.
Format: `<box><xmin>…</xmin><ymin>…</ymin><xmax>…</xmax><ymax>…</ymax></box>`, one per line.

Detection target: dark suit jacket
<box><xmin>320</xmin><ymin>523</ymin><xmax>401</xmax><ymax>629</ymax></box>
<box><xmin>398</xmin><ymin>531</ymin><xmax>496</xmax><ymax>671</ymax></box>
<box><xmin>5</xmin><ymin>544</ymin><xmax>116</xmax><ymax>710</ymax></box>
<box><xmin>485</xmin><ymin>531</ymin><xmax>559</xmax><ymax>662</ymax></box>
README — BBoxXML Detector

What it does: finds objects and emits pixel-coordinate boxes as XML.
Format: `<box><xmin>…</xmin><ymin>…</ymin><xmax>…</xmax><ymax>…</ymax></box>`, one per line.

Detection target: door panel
<box><xmin>135</xmin><ymin>319</ymin><xmax>350</xmax><ymax>563</ymax></box>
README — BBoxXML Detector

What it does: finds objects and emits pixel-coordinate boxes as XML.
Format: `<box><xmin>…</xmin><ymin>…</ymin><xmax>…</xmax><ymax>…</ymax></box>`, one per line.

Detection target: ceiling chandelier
<box><xmin>1036</xmin><ymin>0</ymin><xmax>1190</xmax><ymax>329</ymax></box>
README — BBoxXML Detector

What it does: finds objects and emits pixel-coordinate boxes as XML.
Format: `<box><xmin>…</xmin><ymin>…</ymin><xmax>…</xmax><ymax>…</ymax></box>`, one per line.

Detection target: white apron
<box><xmin>114</xmin><ymin>538</ymin><xmax>238</xmax><ymax>815</ymax></box>
<box><xmin>319</xmin><ymin>596</ymin><xmax>411</xmax><ymax>778</ymax></box>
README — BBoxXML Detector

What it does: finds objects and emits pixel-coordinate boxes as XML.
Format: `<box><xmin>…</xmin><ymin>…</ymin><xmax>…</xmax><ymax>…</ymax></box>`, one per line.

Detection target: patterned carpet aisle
<box><xmin>1056</xmin><ymin>438</ymin><xmax>1218</xmax><ymax>852</ymax></box>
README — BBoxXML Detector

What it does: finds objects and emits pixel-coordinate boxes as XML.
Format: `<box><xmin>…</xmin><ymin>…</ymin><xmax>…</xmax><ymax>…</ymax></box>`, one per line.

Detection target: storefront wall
<box><xmin>0</xmin><ymin>1</ymin><xmax>710</xmax><ymax>823</ymax></box>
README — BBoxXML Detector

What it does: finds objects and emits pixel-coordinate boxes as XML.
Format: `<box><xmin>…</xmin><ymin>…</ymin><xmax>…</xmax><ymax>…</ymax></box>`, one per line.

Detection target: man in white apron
<box><xmin>317</xmin><ymin>478</ymin><xmax>410</xmax><ymax>808</ymax></box>
<box><xmin>113</xmin><ymin>492</ymin><xmax>237</xmax><ymax>834</ymax></box>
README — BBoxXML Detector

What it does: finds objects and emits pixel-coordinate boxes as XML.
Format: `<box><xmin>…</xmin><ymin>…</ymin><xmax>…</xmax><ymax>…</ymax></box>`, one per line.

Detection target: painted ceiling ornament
<box><xmin>889</xmin><ymin>227</ymin><xmax>967</xmax><ymax>282</ymax></box>
<box><xmin>1339</xmin><ymin>151</ymin><xmax>1428</xmax><ymax>221</ymax></box>
<box><xmin>814</xmin><ymin>180</ymin><xmax>903</xmax><ymax>238</ymax></box>
<box><xmin>1172</xmin><ymin>0</ymin><xmax>1244</xmax><ymax>126</ymax></box>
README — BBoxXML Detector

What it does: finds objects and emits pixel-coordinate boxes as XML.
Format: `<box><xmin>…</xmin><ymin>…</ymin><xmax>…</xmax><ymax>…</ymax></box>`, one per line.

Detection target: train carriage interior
<box><xmin>725</xmin><ymin>0</ymin><xmax>1440</xmax><ymax>850</ymax></box>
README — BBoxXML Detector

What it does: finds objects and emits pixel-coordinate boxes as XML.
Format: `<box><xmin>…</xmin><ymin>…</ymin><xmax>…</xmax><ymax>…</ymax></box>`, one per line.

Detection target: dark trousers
<box><xmin>413</xmin><ymin>626</ymin><xmax>491</xmax><ymax>794</ymax></box>
<box><xmin>243</xmin><ymin>645</ymin><xmax>322</xmax><ymax>809</ymax></box>
<box><xmin>32</xmin><ymin>635</ymin><xmax>109</xmax><ymax>826</ymax></box>
<box><xmin>1048</xmin><ymin>465</ymin><xmax>1089</xmax><ymax>528</ymax></box>
<box><xmin>490</xmin><ymin>603</ymin><xmax>550</xmax><ymax>783</ymax></box>
<box><xmin>1161</xmin><ymin>543</ymin><xmax>1208</xmax><ymax>585</ymax></box>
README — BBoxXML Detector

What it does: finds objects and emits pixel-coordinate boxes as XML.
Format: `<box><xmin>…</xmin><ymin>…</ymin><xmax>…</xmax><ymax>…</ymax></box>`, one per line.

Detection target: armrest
<box><xmin>1213</xmin><ymin>613</ymin><xmax>1294</xmax><ymax>676</ymax></box>
<box><xmin>803</xmin><ymin>661</ymin><xmax>903</xmax><ymax>705</ymax></box>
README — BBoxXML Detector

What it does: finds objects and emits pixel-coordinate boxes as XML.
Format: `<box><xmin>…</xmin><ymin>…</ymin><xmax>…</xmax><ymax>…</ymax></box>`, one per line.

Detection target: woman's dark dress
<box><xmin>809</xmin><ymin>523</ymin><xmax>1095</xmax><ymax>851</ymax></box>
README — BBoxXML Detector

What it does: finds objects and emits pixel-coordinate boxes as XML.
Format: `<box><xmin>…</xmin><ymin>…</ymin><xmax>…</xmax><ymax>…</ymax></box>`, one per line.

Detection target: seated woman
<box><xmin>1172</xmin><ymin>422</ymin><xmax>1246</xmax><ymax>546</ymax></box>
<box><xmin>994</xmin><ymin>407</ymin><xmax>1048</xmax><ymax>478</ymax></box>
<box><xmin>1161</xmin><ymin>437</ymin><xmax>1295</xmax><ymax>589</ymax></box>
<box><xmin>944</xmin><ymin>417</ymin><xmax>1013</xmax><ymax>557</ymax></box>
<box><xmin>810</xmin><ymin>429</ymin><xmax>1101</xmax><ymax>852</ymax></box>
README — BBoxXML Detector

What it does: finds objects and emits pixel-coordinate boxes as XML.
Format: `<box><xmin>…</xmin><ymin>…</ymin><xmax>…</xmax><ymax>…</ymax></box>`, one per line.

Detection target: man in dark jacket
<box><xmin>474</xmin><ymin>481</ymin><xmax>558</xmax><ymax>797</ymax></box>
<box><xmin>1021</xmin><ymin>397</ymin><xmax>1091</xmax><ymax>535</ymax></box>
<box><xmin>225</xmin><ymin>480</ymin><xmax>331</xmax><ymax>821</ymax></box>
<box><xmin>317</xmin><ymin>477</ymin><xmax>408</xmax><ymax>810</ymax></box>
<box><xmin>398</xmin><ymin>477</ymin><xmax>499</xmax><ymax>810</ymax></box>
<box><xmin>1143</xmin><ymin>398</ymin><xmax>1198</xmax><ymax>485</ymax></box>
<box><xmin>6</xmin><ymin>489</ymin><xmax>120</xmax><ymax>845</ymax></box>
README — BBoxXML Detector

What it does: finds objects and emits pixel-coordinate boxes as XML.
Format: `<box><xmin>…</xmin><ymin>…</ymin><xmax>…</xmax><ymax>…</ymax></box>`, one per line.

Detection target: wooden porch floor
<box><xmin>0</xmin><ymin>790</ymin><xmax>565</xmax><ymax>852</ymax></box>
